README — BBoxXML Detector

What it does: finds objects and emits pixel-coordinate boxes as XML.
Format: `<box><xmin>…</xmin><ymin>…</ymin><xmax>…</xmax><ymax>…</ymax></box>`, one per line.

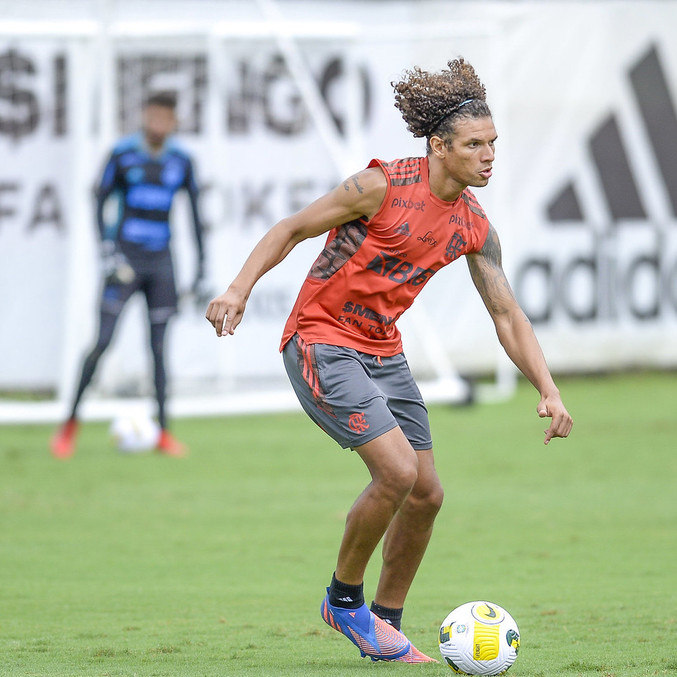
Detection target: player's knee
<box><xmin>423</xmin><ymin>482</ymin><xmax>445</xmax><ymax>517</ymax></box>
<box><xmin>378</xmin><ymin>459</ymin><xmax>419</xmax><ymax>505</ymax></box>
<box><xmin>409</xmin><ymin>477</ymin><xmax>444</xmax><ymax>519</ymax></box>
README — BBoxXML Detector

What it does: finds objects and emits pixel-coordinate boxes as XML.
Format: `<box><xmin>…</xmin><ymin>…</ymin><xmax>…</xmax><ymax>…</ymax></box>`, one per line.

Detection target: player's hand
<box><xmin>100</xmin><ymin>240</ymin><xmax>117</xmax><ymax>278</ymax></box>
<box><xmin>537</xmin><ymin>393</ymin><xmax>573</xmax><ymax>445</ymax></box>
<box><xmin>205</xmin><ymin>287</ymin><xmax>247</xmax><ymax>337</ymax></box>
<box><xmin>101</xmin><ymin>240</ymin><xmax>135</xmax><ymax>285</ymax></box>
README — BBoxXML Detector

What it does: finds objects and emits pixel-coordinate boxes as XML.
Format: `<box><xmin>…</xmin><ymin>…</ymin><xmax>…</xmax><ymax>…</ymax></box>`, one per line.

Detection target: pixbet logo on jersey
<box><xmin>391</xmin><ymin>197</ymin><xmax>425</xmax><ymax>211</ymax></box>
<box><xmin>514</xmin><ymin>44</ymin><xmax>677</xmax><ymax>324</ymax></box>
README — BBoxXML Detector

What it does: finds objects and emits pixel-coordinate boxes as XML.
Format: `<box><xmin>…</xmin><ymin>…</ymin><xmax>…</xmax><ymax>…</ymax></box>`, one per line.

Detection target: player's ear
<box><xmin>430</xmin><ymin>135</ymin><xmax>446</xmax><ymax>159</ymax></box>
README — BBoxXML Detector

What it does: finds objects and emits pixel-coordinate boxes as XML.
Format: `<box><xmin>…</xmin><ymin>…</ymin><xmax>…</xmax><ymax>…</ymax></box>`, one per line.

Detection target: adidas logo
<box><xmin>394</xmin><ymin>222</ymin><xmax>411</xmax><ymax>237</ymax></box>
<box><xmin>514</xmin><ymin>43</ymin><xmax>677</xmax><ymax>324</ymax></box>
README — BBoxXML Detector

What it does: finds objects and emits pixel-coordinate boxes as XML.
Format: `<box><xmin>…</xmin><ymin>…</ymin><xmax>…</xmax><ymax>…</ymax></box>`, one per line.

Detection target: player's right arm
<box><xmin>205</xmin><ymin>167</ymin><xmax>386</xmax><ymax>337</ymax></box>
<box><xmin>95</xmin><ymin>152</ymin><xmax>121</xmax><ymax>241</ymax></box>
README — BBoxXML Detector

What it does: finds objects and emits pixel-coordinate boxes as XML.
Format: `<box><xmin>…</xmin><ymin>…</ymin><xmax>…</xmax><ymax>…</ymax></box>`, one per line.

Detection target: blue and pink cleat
<box><xmin>321</xmin><ymin>593</ymin><xmax>436</xmax><ymax>663</ymax></box>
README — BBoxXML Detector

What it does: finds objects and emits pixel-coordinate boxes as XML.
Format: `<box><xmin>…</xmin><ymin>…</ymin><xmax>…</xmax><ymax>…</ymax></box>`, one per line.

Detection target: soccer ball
<box><xmin>439</xmin><ymin>601</ymin><xmax>520</xmax><ymax>675</ymax></box>
<box><xmin>110</xmin><ymin>414</ymin><xmax>160</xmax><ymax>453</ymax></box>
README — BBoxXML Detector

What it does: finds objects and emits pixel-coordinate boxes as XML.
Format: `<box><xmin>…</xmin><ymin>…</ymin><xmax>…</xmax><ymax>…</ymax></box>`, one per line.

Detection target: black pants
<box><xmin>69</xmin><ymin>253</ymin><xmax>177</xmax><ymax>429</ymax></box>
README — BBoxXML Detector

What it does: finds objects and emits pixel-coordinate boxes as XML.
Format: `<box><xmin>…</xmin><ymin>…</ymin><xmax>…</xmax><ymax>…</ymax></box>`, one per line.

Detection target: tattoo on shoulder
<box><xmin>480</xmin><ymin>224</ymin><xmax>502</xmax><ymax>267</ymax></box>
<box><xmin>352</xmin><ymin>176</ymin><xmax>364</xmax><ymax>194</ymax></box>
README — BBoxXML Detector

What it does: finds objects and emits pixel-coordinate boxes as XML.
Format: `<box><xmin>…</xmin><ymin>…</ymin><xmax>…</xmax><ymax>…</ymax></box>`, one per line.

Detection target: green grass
<box><xmin>1</xmin><ymin>372</ymin><xmax>676</xmax><ymax>676</ymax></box>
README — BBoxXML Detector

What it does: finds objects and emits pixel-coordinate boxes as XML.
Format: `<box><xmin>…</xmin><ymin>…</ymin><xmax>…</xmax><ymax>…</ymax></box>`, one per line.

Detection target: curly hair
<box><xmin>392</xmin><ymin>58</ymin><xmax>491</xmax><ymax>144</ymax></box>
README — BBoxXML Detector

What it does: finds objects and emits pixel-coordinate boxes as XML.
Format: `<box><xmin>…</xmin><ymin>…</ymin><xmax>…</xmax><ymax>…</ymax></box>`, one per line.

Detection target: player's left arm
<box><xmin>466</xmin><ymin>224</ymin><xmax>573</xmax><ymax>444</ymax></box>
<box><xmin>184</xmin><ymin>157</ymin><xmax>205</xmax><ymax>287</ymax></box>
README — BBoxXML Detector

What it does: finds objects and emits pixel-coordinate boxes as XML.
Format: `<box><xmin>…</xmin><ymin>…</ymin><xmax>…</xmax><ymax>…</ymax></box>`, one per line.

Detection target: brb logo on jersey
<box><xmin>366</xmin><ymin>251</ymin><xmax>437</xmax><ymax>286</ymax></box>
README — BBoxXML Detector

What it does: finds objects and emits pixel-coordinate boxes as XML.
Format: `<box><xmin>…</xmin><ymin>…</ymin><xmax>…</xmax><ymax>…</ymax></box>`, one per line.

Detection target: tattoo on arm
<box><xmin>468</xmin><ymin>224</ymin><xmax>521</xmax><ymax>317</ymax></box>
<box><xmin>480</xmin><ymin>224</ymin><xmax>502</xmax><ymax>268</ymax></box>
<box><xmin>343</xmin><ymin>175</ymin><xmax>365</xmax><ymax>194</ymax></box>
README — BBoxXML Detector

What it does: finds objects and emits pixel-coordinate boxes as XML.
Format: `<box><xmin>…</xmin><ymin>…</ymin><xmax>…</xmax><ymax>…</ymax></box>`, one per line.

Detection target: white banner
<box><xmin>0</xmin><ymin>41</ymin><xmax>72</xmax><ymax>389</ymax></box>
<box><xmin>2</xmin><ymin>1</ymin><xmax>677</xmax><ymax>399</ymax></box>
<box><xmin>502</xmin><ymin>4</ymin><xmax>677</xmax><ymax>371</ymax></box>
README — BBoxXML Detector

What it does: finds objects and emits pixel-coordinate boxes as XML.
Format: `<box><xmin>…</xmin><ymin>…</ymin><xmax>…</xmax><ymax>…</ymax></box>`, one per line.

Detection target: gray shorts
<box><xmin>282</xmin><ymin>334</ymin><xmax>432</xmax><ymax>450</ymax></box>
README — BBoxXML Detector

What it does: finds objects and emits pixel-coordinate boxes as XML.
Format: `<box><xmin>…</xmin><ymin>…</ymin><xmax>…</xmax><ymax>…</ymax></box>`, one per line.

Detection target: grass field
<box><xmin>1</xmin><ymin>372</ymin><xmax>676</xmax><ymax>676</ymax></box>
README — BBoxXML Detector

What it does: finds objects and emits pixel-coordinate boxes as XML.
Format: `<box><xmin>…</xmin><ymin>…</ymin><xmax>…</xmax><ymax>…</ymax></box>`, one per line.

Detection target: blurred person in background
<box><xmin>206</xmin><ymin>59</ymin><xmax>572</xmax><ymax>662</ymax></box>
<box><xmin>50</xmin><ymin>91</ymin><xmax>205</xmax><ymax>459</ymax></box>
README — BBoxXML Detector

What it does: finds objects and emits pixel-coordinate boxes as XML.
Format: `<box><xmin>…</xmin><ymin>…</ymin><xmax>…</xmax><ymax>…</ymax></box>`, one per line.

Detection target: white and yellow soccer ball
<box><xmin>439</xmin><ymin>601</ymin><xmax>520</xmax><ymax>675</ymax></box>
<box><xmin>110</xmin><ymin>414</ymin><xmax>160</xmax><ymax>453</ymax></box>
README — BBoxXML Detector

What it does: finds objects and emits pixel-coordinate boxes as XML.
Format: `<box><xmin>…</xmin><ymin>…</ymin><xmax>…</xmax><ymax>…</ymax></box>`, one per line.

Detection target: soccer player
<box><xmin>206</xmin><ymin>59</ymin><xmax>573</xmax><ymax>661</ymax></box>
<box><xmin>51</xmin><ymin>92</ymin><xmax>205</xmax><ymax>459</ymax></box>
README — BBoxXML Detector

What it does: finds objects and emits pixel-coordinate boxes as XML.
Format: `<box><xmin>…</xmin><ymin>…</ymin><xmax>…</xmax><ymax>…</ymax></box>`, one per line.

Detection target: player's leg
<box><xmin>366</xmin><ymin>351</ymin><xmax>443</xmax><ymax>630</ymax></box>
<box><xmin>334</xmin><ymin>427</ymin><xmax>419</xmax><ymax>586</ymax></box>
<box><xmin>149</xmin><ymin>320</ymin><xmax>169</xmax><ymax>429</ymax></box>
<box><xmin>283</xmin><ymin>336</ymin><xmax>417</xmax><ymax>584</ymax></box>
<box><xmin>50</xmin><ymin>281</ymin><xmax>135</xmax><ymax>459</ymax></box>
<box><xmin>321</xmin><ymin>428</ymin><xmax>435</xmax><ymax>663</ymax></box>
<box><xmin>68</xmin><ymin>311</ymin><xmax>119</xmax><ymax>416</ymax></box>
<box><xmin>372</xmin><ymin>448</ymin><xmax>444</xmax><ymax>616</ymax></box>
<box><xmin>143</xmin><ymin>254</ymin><xmax>183</xmax><ymax>456</ymax></box>
<box><xmin>282</xmin><ymin>337</ymin><xmax>435</xmax><ymax>662</ymax></box>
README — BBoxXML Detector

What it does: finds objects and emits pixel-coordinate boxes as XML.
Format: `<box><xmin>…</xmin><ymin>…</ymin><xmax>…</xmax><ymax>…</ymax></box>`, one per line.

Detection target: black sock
<box><xmin>328</xmin><ymin>573</ymin><xmax>364</xmax><ymax>609</ymax></box>
<box><xmin>370</xmin><ymin>601</ymin><xmax>403</xmax><ymax>631</ymax></box>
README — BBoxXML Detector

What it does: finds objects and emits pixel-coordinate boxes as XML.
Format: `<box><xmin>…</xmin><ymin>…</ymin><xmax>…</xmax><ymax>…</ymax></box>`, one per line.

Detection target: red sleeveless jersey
<box><xmin>280</xmin><ymin>156</ymin><xmax>490</xmax><ymax>356</ymax></box>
